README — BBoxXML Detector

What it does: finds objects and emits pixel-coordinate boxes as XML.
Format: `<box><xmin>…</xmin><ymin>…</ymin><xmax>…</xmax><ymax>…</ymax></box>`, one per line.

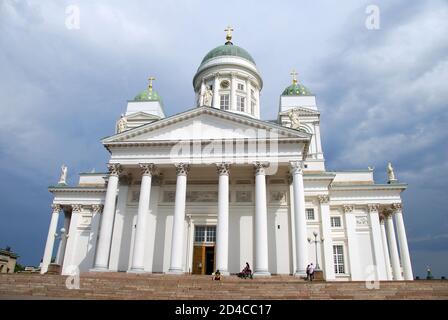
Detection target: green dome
<box><xmin>282</xmin><ymin>82</ymin><xmax>312</xmax><ymax>96</ymax></box>
<box><xmin>200</xmin><ymin>43</ymin><xmax>256</xmax><ymax>66</ymax></box>
<box><xmin>134</xmin><ymin>88</ymin><xmax>161</xmax><ymax>102</ymax></box>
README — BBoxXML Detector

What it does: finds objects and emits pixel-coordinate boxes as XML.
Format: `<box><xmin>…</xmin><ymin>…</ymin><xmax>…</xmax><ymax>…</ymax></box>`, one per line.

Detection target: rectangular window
<box><xmin>194</xmin><ymin>226</ymin><xmax>205</xmax><ymax>243</ymax></box>
<box><xmin>220</xmin><ymin>94</ymin><xmax>230</xmax><ymax>110</ymax></box>
<box><xmin>237</xmin><ymin>83</ymin><xmax>244</xmax><ymax>91</ymax></box>
<box><xmin>195</xmin><ymin>226</ymin><xmax>216</xmax><ymax>243</ymax></box>
<box><xmin>331</xmin><ymin>216</ymin><xmax>342</xmax><ymax>227</ymax></box>
<box><xmin>306</xmin><ymin>208</ymin><xmax>315</xmax><ymax>220</ymax></box>
<box><xmin>251</xmin><ymin>101</ymin><xmax>255</xmax><ymax>115</ymax></box>
<box><xmin>237</xmin><ymin>96</ymin><xmax>245</xmax><ymax>112</ymax></box>
<box><xmin>333</xmin><ymin>245</ymin><xmax>345</xmax><ymax>274</ymax></box>
<box><xmin>251</xmin><ymin>89</ymin><xmax>255</xmax><ymax>97</ymax></box>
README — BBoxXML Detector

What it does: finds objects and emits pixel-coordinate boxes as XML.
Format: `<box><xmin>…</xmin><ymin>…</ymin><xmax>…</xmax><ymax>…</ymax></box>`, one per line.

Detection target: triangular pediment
<box><xmin>103</xmin><ymin>107</ymin><xmax>310</xmax><ymax>144</ymax></box>
<box><xmin>279</xmin><ymin>107</ymin><xmax>320</xmax><ymax>117</ymax></box>
<box><xmin>126</xmin><ymin>111</ymin><xmax>161</xmax><ymax>121</ymax></box>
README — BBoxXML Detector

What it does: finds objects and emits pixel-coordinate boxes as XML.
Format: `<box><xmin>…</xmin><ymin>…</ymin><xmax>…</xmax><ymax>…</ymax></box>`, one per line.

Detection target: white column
<box><xmin>385</xmin><ymin>212</ymin><xmax>403</xmax><ymax>280</ymax></box>
<box><xmin>318</xmin><ymin>195</ymin><xmax>335</xmax><ymax>280</ymax></box>
<box><xmin>255</xmin><ymin>88</ymin><xmax>261</xmax><ymax>118</ymax></box>
<box><xmin>56</xmin><ymin>211</ymin><xmax>71</xmax><ymax>266</ymax></box>
<box><xmin>129</xmin><ymin>164</ymin><xmax>155</xmax><ymax>272</ymax></box>
<box><xmin>231</xmin><ymin>73</ymin><xmax>237</xmax><ymax>111</ymax></box>
<box><xmin>168</xmin><ymin>163</ymin><xmax>190</xmax><ymax>274</ymax></box>
<box><xmin>380</xmin><ymin>214</ymin><xmax>393</xmax><ymax>280</ymax></box>
<box><xmin>41</xmin><ymin>204</ymin><xmax>61</xmax><ymax>274</ymax></box>
<box><xmin>344</xmin><ymin>205</ymin><xmax>362</xmax><ymax>280</ymax></box>
<box><xmin>393</xmin><ymin>203</ymin><xmax>413</xmax><ymax>280</ymax></box>
<box><xmin>290</xmin><ymin>161</ymin><xmax>308</xmax><ymax>277</ymax></box>
<box><xmin>368</xmin><ymin>204</ymin><xmax>387</xmax><ymax>280</ymax></box>
<box><xmin>213</xmin><ymin>73</ymin><xmax>220</xmax><ymax>109</ymax></box>
<box><xmin>216</xmin><ymin>163</ymin><xmax>230</xmax><ymax>275</ymax></box>
<box><xmin>246</xmin><ymin>78</ymin><xmax>252</xmax><ymax>114</ymax></box>
<box><xmin>92</xmin><ymin>163</ymin><xmax>122</xmax><ymax>271</ymax></box>
<box><xmin>253</xmin><ymin>162</ymin><xmax>270</xmax><ymax>277</ymax></box>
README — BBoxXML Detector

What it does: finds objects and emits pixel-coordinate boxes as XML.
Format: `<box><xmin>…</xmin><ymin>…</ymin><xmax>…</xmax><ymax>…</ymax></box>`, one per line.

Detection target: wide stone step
<box><xmin>1</xmin><ymin>273</ymin><xmax>447</xmax><ymax>300</ymax></box>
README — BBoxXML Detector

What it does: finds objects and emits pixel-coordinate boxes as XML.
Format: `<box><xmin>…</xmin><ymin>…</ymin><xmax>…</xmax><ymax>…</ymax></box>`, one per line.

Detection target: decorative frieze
<box><xmin>270</xmin><ymin>191</ymin><xmax>287</xmax><ymax>204</ymax></box>
<box><xmin>236</xmin><ymin>191</ymin><xmax>252</xmax><ymax>203</ymax></box>
<box><xmin>162</xmin><ymin>190</ymin><xmax>218</xmax><ymax>203</ymax></box>
<box><xmin>356</xmin><ymin>216</ymin><xmax>369</xmax><ymax>226</ymax></box>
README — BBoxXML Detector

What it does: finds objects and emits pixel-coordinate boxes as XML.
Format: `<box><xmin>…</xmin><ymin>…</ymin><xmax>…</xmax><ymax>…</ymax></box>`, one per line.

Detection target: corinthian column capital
<box><xmin>391</xmin><ymin>203</ymin><xmax>402</xmax><ymax>213</ymax></box>
<box><xmin>253</xmin><ymin>161</ymin><xmax>269</xmax><ymax>175</ymax></box>
<box><xmin>72</xmin><ymin>204</ymin><xmax>83</xmax><ymax>213</ymax></box>
<box><xmin>216</xmin><ymin>163</ymin><xmax>231</xmax><ymax>176</ymax></box>
<box><xmin>318</xmin><ymin>195</ymin><xmax>330</xmax><ymax>204</ymax></box>
<box><xmin>367</xmin><ymin>203</ymin><xmax>380</xmax><ymax>213</ymax></box>
<box><xmin>140</xmin><ymin>163</ymin><xmax>156</xmax><ymax>176</ymax></box>
<box><xmin>342</xmin><ymin>205</ymin><xmax>354</xmax><ymax>213</ymax></box>
<box><xmin>289</xmin><ymin>161</ymin><xmax>304</xmax><ymax>175</ymax></box>
<box><xmin>175</xmin><ymin>163</ymin><xmax>190</xmax><ymax>176</ymax></box>
<box><xmin>51</xmin><ymin>204</ymin><xmax>61</xmax><ymax>213</ymax></box>
<box><xmin>92</xmin><ymin>204</ymin><xmax>104</xmax><ymax>214</ymax></box>
<box><xmin>107</xmin><ymin>163</ymin><xmax>122</xmax><ymax>176</ymax></box>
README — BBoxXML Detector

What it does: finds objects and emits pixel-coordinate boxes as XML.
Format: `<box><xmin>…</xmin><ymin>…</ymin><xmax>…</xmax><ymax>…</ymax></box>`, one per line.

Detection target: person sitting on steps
<box><xmin>212</xmin><ymin>269</ymin><xmax>221</xmax><ymax>281</ymax></box>
<box><xmin>237</xmin><ymin>262</ymin><xmax>253</xmax><ymax>279</ymax></box>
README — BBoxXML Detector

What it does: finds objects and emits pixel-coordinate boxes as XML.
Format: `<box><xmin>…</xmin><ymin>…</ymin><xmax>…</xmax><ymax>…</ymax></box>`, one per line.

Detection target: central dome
<box><xmin>200</xmin><ymin>43</ymin><xmax>256</xmax><ymax>67</ymax></box>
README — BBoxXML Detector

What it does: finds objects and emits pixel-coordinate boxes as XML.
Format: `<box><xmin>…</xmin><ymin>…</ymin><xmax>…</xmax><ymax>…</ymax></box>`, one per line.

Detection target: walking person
<box><xmin>307</xmin><ymin>263</ymin><xmax>315</xmax><ymax>281</ymax></box>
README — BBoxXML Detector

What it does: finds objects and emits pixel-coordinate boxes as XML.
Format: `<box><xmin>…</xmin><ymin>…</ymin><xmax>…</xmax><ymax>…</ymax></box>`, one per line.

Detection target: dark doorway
<box><xmin>205</xmin><ymin>246</ymin><xmax>215</xmax><ymax>275</ymax></box>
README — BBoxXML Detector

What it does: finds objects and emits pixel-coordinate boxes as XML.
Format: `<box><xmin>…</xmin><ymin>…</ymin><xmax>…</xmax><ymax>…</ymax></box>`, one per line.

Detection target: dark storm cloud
<box><xmin>0</xmin><ymin>0</ymin><xmax>446</xmax><ymax>277</ymax></box>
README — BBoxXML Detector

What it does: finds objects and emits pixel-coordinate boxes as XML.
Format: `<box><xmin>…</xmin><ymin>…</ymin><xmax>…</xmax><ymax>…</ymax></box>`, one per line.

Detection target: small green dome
<box><xmin>282</xmin><ymin>82</ymin><xmax>312</xmax><ymax>96</ymax></box>
<box><xmin>134</xmin><ymin>88</ymin><xmax>161</xmax><ymax>102</ymax></box>
<box><xmin>200</xmin><ymin>43</ymin><xmax>256</xmax><ymax>66</ymax></box>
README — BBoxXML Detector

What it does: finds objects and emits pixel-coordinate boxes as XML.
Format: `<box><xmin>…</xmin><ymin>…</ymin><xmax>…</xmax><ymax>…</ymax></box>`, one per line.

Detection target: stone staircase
<box><xmin>1</xmin><ymin>273</ymin><xmax>447</xmax><ymax>299</ymax></box>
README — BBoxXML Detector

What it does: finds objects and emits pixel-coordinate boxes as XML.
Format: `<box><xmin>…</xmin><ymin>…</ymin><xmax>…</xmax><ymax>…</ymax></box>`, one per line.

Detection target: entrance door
<box><xmin>205</xmin><ymin>246</ymin><xmax>215</xmax><ymax>275</ymax></box>
<box><xmin>192</xmin><ymin>225</ymin><xmax>216</xmax><ymax>275</ymax></box>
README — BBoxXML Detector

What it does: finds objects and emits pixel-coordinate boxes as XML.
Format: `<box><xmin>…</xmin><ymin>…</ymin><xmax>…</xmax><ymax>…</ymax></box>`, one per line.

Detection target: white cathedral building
<box><xmin>42</xmin><ymin>29</ymin><xmax>413</xmax><ymax>281</ymax></box>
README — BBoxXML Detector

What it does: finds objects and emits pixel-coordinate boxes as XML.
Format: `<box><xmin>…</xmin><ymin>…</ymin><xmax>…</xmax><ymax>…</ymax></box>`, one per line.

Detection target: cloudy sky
<box><xmin>0</xmin><ymin>0</ymin><xmax>447</xmax><ymax>277</ymax></box>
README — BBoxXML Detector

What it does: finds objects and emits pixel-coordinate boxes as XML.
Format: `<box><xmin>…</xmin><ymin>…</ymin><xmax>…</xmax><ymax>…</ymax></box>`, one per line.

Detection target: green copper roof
<box><xmin>282</xmin><ymin>83</ymin><xmax>312</xmax><ymax>96</ymax></box>
<box><xmin>134</xmin><ymin>88</ymin><xmax>161</xmax><ymax>102</ymax></box>
<box><xmin>200</xmin><ymin>43</ymin><xmax>256</xmax><ymax>66</ymax></box>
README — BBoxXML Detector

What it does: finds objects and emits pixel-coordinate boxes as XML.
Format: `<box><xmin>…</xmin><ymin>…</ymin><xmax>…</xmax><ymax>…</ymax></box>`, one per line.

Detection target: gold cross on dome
<box><xmin>224</xmin><ymin>25</ymin><xmax>234</xmax><ymax>43</ymax></box>
<box><xmin>148</xmin><ymin>76</ymin><xmax>156</xmax><ymax>91</ymax></box>
<box><xmin>290</xmin><ymin>69</ymin><xmax>298</xmax><ymax>84</ymax></box>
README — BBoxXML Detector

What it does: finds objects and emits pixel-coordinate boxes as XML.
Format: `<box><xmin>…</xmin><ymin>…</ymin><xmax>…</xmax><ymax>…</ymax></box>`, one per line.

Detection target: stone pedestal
<box><xmin>313</xmin><ymin>270</ymin><xmax>324</xmax><ymax>281</ymax></box>
<box><xmin>46</xmin><ymin>263</ymin><xmax>61</xmax><ymax>275</ymax></box>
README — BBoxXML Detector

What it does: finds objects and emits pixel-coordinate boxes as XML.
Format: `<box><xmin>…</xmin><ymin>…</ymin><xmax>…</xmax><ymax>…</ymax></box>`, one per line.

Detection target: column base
<box><xmin>167</xmin><ymin>268</ymin><xmax>184</xmax><ymax>275</ymax></box>
<box><xmin>253</xmin><ymin>271</ymin><xmax>271</xmax><ymax>278</ymax></box>
<box><xmin>294</xmin><ymin>270</ymin><xmax>307</xmax><ymax>278</ymax></box>
<box><xmin>89</xmin><ymin>266</ymin><xmax>112</xmax><ymax>273</ymax></box>
<box><xmin>217</xmin><ymin>270</ymin><xmax>230</xmax><ymax>276</ymax></box>
<box><xmin>127</xmin><ymin>268</ymin><xmax>146</xmax><ymax>274</ymax></box>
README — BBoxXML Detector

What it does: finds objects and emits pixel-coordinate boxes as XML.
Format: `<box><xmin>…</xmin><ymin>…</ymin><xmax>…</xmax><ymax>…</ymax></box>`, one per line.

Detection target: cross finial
<box><xmin>224</xmin><ymin>25</ymin><xmax>234</xmax><ymax>44</ymax></box>
<box><xmin>290</xmin><ymin>69</ymin><xmax>298</xmax><ymax>85</ymax></box>
<box><xmin>148</xmin><ymin>76</ymin><xmax>156</xmax><ymax>92</ymax></box>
